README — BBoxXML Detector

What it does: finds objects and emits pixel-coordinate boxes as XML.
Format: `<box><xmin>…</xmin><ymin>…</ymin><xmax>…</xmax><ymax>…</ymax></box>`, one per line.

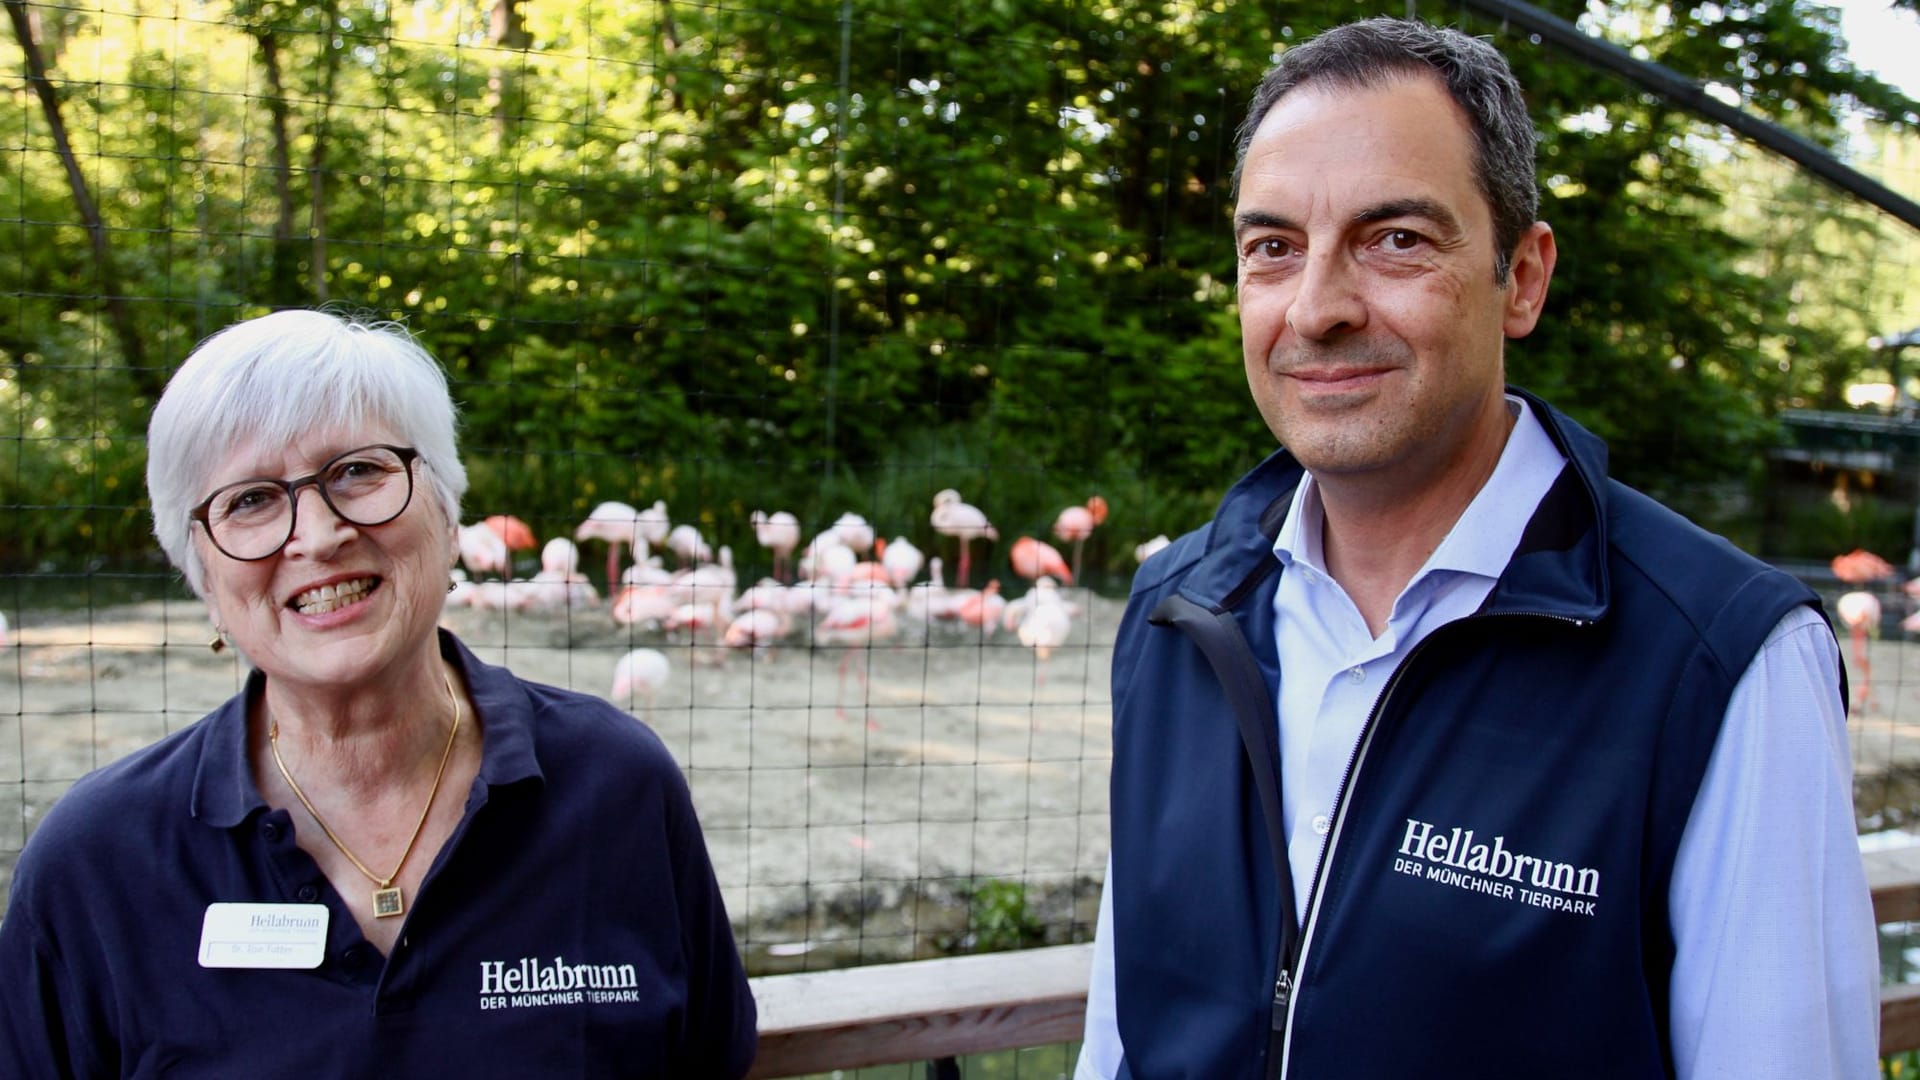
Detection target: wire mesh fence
<box><xmin>5</xmin><ymin>4</ymin><xmax>1920</xmax><ymax>1059</ymax></box>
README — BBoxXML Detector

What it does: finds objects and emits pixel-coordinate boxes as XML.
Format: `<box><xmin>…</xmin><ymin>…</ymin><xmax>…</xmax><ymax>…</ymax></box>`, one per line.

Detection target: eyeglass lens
<box><xmin>203</xmin><ymin>446</ymin><xmax>415</xmax><ymax>560</ymax></box>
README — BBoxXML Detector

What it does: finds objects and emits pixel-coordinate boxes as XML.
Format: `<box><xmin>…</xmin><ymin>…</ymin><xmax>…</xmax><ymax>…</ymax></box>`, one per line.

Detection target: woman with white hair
<box><xmin>0</xmin><ymin>310</ymin><xmax>756</xmax><ymax>1076</ymax></box>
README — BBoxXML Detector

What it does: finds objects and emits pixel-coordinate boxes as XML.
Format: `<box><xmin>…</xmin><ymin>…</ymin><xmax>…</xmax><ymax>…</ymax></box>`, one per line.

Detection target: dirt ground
<box><xmin>0</xmin><ymin>591</ymin><xmax>1121</xmax><ymax>971</ymax></box>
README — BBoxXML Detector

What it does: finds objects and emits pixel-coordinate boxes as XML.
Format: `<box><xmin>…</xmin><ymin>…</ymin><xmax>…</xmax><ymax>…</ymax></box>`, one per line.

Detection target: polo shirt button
<box><xmin>342</xmin><ymin>946</ymin><xmax>369</xmax><ymax>970</ymax></box>
<box><xmin>296</xmin><ymin>884</ymin><xmax>319</xmax><ymax>902</ymax></box>
<box><xmin>1312</xmin><ymin>814</ymin><xmax>1331</xmax><ymax>836</ymax></box>
<box><xmin>261</xmin><ymin>822</ymin><xmax>281</xmax><ymax>841</ymax></box>
<box><xmin>1347</xmin><ymin>667</ymin><xmax>1365</xmax><ymax>683</ymax></box>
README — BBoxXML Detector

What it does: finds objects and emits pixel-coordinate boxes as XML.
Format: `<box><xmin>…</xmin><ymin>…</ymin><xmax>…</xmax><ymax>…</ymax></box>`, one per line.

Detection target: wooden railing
<box><xmin>1870</xmin><ymin>845</ymin><xmax>1920</xmax><ymax>1055</ymax></box>
<box><xmin>748</xmin><ymin>944</ymin><xmax>1092</xmax><ymax>1078</ymax></box>
<box><xmin>745</xmin><ymin>846</ymin><xmax>1920</xmax><ymax>1077</ymax></box>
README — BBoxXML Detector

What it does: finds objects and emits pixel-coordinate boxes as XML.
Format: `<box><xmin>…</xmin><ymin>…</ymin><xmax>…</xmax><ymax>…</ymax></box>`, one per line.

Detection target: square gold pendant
<box><xmin>373</xmin><ymin>887</ymin><xmax>405</xmax><ymax>918</ymax></box>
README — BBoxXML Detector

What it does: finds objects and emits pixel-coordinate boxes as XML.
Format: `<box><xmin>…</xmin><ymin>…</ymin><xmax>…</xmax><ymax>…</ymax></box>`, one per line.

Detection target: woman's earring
<box><xmin>209</xmin><ymin>628</ymin><xmax>227</xmax><ymax>654</ymax></box>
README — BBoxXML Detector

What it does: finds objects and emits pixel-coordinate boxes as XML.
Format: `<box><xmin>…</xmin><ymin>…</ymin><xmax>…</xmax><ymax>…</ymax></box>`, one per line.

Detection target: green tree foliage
<box><xmin>3</xmin><ymin>0</ymin><xmax>1915</xmax><ymax>572</ymax></box>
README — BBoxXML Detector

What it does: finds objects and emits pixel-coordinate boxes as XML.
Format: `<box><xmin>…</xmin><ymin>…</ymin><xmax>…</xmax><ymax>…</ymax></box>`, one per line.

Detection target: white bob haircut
<box><xmin>147</xmin><ymin>309</ymin><xmax>468</xmax><ymax>598</ymax></box>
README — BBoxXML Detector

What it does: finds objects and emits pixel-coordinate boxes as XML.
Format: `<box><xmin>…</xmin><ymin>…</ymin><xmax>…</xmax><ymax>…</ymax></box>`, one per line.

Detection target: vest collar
<box><xmin>1175</xmin><ymin>387</ymin><xmax>1610</xmax><ymax>624</ymax></box>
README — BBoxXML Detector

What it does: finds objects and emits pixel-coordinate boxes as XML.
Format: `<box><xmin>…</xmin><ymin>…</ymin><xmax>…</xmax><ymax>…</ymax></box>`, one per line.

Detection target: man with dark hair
<box><xmin>1077</xmin><ymin>18</ymin><xmax>1875</xmax><ymax>1079</ymax></box>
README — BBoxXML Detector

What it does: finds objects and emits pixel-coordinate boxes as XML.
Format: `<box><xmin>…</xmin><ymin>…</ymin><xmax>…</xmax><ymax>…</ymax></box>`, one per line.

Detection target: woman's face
<box><xmin>195</xmin><ymin>423</ymin><xmax>456</xmax><ymax>695</ymax></box>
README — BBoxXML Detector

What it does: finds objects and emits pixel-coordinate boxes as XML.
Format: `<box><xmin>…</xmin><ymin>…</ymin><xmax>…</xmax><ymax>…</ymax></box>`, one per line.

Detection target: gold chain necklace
<box><xmin>268</xmin><ymin>669</ymin><xmax>462</xmax><ymax>919</ymax></box>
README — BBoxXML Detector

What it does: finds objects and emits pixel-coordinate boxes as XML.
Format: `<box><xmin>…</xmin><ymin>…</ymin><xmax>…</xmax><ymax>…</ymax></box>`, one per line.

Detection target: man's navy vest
<box><xmin>1108</xmin><ymin>392</ymin><xmax>1828</xmax><ymax>1079</ymax></box>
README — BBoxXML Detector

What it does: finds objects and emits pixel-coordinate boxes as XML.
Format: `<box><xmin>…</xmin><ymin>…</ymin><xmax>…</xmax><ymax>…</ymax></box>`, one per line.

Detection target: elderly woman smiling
<box><xmin>0</xmin><ymin>310</ymin><xmax>756</xmax><ymax>1076</ymax></box>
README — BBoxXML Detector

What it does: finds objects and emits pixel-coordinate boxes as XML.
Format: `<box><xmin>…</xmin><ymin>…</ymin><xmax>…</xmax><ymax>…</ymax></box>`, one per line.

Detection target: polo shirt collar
<box><xmin>190</xmin><ymin>629</ymin><xmax>545</xmax><ymax>829</ymax></box>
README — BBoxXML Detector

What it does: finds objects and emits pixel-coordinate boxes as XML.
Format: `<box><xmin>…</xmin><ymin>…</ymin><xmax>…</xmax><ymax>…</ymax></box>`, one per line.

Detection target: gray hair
<box><xmin>1234</xmin><ymin>17</ymin><xmax>1540</xmax><ymax>283</ymax></box>
<box><xmin>146</xmin><ymin>309</ymin><xmax>467</xmax><ymax>597</ymax></box>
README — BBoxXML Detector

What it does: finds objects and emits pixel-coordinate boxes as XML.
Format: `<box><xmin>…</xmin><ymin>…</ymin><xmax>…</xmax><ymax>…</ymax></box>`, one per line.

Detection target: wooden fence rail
<box><xmin>744</xmin><ymin>846</ymin><xmax>1920</xmax><ymax>1077</ymax></box>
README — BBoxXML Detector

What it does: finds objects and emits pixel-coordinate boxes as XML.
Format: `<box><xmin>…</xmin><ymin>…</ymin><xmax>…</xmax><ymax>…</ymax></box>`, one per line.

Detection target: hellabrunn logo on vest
<box><xmin>476</xmin><ymin>955</ymin><xmax>643</xmax><ymax>1010</ymax></box>
<box><xmin>1390</xmin><ymin>817</ymin><xmax>1601</xmax><ymax>917</ymax></box>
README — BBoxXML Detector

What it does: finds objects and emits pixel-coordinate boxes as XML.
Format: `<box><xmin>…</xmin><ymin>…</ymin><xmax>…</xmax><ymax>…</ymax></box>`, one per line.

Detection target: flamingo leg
<box><xmin>833</xmin><ymin>648</ymin><xmax>875</xmax><ymax>726</ymax></box>
<box><xmin>606</xmin><ymin>546</ymin><xmax>622</xmax><ymax>596</ymax></box>
<box><xmin>1070</xmin><ymin>538</ymin><xmax>1085</xmax><ymax>586</ymax></box>
<box><xmin>835</xmin><ymin>649</ymin><xmax>851</xmax><ymax>720</ymax></box>
<box><xmin>1852</xmin><ymin>628</ymin><xmax>1874</xmax><ymax>714</ymax></box>
<box><xmin>957</xmin><ymin>539</ymin><xmax>972</xmax><ymax>589</ymax></box>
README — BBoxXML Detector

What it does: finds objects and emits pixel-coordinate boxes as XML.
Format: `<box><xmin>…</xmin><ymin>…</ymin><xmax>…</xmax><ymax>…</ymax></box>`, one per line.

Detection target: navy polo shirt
<box><xmin>0</xmin><ymin>631</ymin><xmax>755</xmax><ymax>1078</ymax></box>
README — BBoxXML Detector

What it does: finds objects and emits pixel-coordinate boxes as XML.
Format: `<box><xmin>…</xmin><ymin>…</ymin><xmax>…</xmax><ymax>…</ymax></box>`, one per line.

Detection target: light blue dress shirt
<box><xmin>1077</xmin><ymin>397</ymin><xmax>1877</xmax><ymax>1078</ymax></box>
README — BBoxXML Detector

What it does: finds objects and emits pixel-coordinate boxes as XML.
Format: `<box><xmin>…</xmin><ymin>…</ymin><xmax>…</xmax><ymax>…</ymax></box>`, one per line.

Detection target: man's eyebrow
<box><xmin>1233</xmin><ymin>209</ymin><xmax>1298</xmax><ymax>236</ymax></box>
<box><xmin>1353</xmin><ymin>197</ymin><xmax>1461</xmax><ymax>233</ymax></box>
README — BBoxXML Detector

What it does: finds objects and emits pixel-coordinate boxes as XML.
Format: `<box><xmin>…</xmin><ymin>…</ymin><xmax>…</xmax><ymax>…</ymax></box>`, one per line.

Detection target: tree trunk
<box><xmin>307</xmin><ymin>0</ymin><xmax>340</xmax><ymax>302</ymax></box>
<box><xmin>252</xmin><ymin>27</ymin><xmax>302</xmax><ymax>304</ymax></box>
<box><xmin>489</xmin><ymin>0</ymin><xmax>528</xmax><ymax>139</ymax></box>
<box><xmin>6</xmin><ymin>0</ymin><xmax>153</xmax><ymax>383</ymax></box>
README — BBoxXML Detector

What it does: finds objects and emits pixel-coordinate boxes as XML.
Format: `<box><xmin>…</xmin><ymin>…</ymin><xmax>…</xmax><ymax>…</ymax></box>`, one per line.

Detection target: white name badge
<box><xmin>198</xmin><ymin>903</ymin><xmax>329</xmax><ymax>969</ymax></box>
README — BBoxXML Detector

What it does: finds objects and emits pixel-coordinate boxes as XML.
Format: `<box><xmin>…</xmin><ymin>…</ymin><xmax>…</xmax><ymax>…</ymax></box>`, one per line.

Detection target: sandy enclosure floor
<box><xmin>0</xmin><ymin>593</ymin><xmax>1121</xmax><ymax>969</ymax></box>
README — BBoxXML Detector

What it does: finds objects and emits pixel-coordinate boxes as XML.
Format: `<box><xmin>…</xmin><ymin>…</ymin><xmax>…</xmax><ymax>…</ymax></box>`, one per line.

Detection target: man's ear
<box><xmin>1503</xmin><ymin>221</ymin><xmax>1556</xmax><ymax>339</ymax></box>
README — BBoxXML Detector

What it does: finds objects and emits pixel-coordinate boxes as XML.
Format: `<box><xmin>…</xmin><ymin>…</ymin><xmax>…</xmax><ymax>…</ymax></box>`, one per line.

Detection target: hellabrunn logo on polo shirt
<box><xmin>1389</xmin><ymin>817</ymin><xmax>1601</xmax><ymax>917</ymax></box>
<box><xmin>477</xmin><ymin>955</ymin><xmax>643</xmax><ymax>1009</ymax></box>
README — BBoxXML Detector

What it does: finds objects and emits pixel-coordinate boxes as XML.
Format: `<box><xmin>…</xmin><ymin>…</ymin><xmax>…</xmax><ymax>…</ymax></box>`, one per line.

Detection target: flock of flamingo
<box><xmin>443</xmin><ymin>489</ymin><xmax>1176</xmax><ymax>715</ymax></box>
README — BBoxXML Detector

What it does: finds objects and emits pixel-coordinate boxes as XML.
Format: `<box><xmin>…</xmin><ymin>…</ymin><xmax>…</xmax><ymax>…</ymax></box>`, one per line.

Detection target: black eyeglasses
<box><xmin>190</xmin><ymin>445</ymin><xmax>421</xmax><ymax>562</ymax></box>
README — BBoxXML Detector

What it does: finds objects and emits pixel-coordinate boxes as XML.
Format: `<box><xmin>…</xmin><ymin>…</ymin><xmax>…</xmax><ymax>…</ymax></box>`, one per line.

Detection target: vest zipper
<box><xmin>1271</xmin><ymin>610</ymin><xmax>1592</xmax><ymax>1077</ymax></box>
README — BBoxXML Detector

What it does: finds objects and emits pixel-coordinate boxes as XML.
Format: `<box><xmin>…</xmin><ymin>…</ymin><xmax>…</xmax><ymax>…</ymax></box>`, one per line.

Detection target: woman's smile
<box><xmin>290</xmin><ymin>575</ymin><xmax>382</xmax><ymax>616</ymax></box>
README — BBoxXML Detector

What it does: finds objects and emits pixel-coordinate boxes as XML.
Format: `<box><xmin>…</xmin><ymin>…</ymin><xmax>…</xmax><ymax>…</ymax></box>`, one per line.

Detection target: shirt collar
<box><xmin>190</xmin><ymin>629</ymin><xmax>545</xmax><ymax>829</ymax></box>
<box><xmin>1273</xmin><ymin>394</ymin><xmax>1568</xmax><ymax>587</ymax></box>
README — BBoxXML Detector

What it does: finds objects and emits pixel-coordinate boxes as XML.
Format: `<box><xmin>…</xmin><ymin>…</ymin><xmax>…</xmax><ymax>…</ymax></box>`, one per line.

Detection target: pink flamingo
<box><xmin>611</xmin><ymin>584</ymin><xmax>677</xmax><ymax>629</ymax></box>
<box><xmin>664</xmin><ymin>601</ymin><xmax>725</xmax><ymax>644</ymax></box>
<box><xmin>666</xmin><ymin>524</ymin><xmax>712</xmax><ymax>568</ymax></box>
<box><xmin>751</xmin><ymin>510</ymin><xmax>802</xmax><ymax>581</ymax></box>
<box><xmin>879</xmin><ymin>536</ymin><xmax>925</xmax><ymax>588</ymax></box>
<box><xmin>797</xmin><ymin>532</ymin><xmax>857</xmax><ymax>582</ymax></box>
<box><xmin>1052</xmin><ymin>495</ymin><xmax>1108</xmax><ymax>583</ymax></box>
<box><xmin>669</xmin><ymin>547</ymin><xmax>737</xmax><ymax>617</ymax></box>
<box><xmin>832</xmin><ymin>512</ymin><xmax>876</xmax><ymax>555</ymax></box>
<box><xmin>610</xmin><ymin>648</ymin><xmax>671</xmax><ymax>712</ymax></box>
<box><xmin>816</xmin><ymin>589</ymin><xmax>900</xmax><ymax>725</ymax></box>
<box><xmin>1014</xmin><ymin>581</ymin><xmax>1074</xmax><ymax>686</ymax></box>
<box><xmin>931</xmin><ymin>489</ymin><xmax>997</xmax><ymax>588</ymax></box>
<box><xmin>1135</xmin><ymin>534</ymin><xmax>1172</xmax><ymax>564</ymax></box>
<box><xmin>517</xmin><ymin>538</ymin><xmax>600</xmax><ymax>611</ymax></box>
<box><xmin>620</xmin><ymin>554</ymin><xmax>674</xmax><ymax>588</ymax></box>
<box><xmin>635</xmin><ymin>501</ymin><xmax>671</xmax><ymax>550</ymax></box>
<box><xmin>1833</xmin><ymin>549</ymin><xmax>1896</xmax><ymax>585</ymax></box>
<box><xmin>952</xmin><ymin>579</ymin><xmax>1006</xmax><ymax>638</ymax></box>
<box><xmin>575</xmin><ymin>501</ymin><xmax>647</xmax><ymax>590</ymax></box>
<box><xmin>724</xmin><ymin>608</ymin><xmax>791</xmax><ymax>654</ymax></box>
<box><xmin>457</xmin><ymin>522</ymin><xmax>511</xmax><ymax>579</ymax></box>
<box><xmin>1009</xmin><ymin>536</ymin><xmax>1073</xmax><ymax>585</ymax></box>
<box><xmin>484</xmin><ymin>514</ymin><xmax>538</xmax><ymax>553</ymax></box>
<box><xmin>470</xmin><ymin>579</ymin><xmax>536</xmax><ymax>612</ymax></box>
<box><xmin>1837</xmin><ymin>590</ymin><xmax>1880</xmax><ymax>714</ymax></box>
<box><xmin>834</xmin><ymin>550</ymin><xmax>893</xmax><ymax>593</ymax></box>
<box><xmin>904</xmin><ymin>557</ymin><xmax>958</xmax><ymax>624</ymax></box>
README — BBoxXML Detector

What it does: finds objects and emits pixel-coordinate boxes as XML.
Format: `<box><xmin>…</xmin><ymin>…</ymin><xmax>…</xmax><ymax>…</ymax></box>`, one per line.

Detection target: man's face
<box><xmin>1234</xmin><ymin>74</ymin><xmax>1552</xmax><ymax>489</ymax></box>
